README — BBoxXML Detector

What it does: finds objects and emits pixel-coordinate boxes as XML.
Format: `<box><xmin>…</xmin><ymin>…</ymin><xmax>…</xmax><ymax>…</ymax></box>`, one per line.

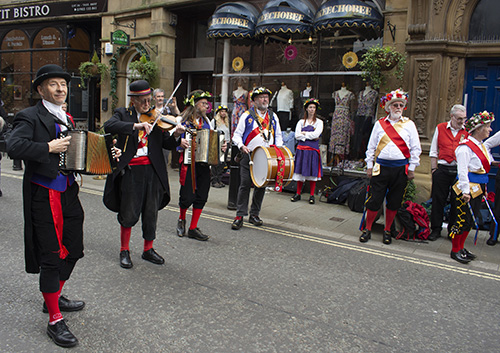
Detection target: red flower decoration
<box><xmin>284</xmin><ymin>45</ymin><xmax>297</xmax><ymax>61</ymax></box>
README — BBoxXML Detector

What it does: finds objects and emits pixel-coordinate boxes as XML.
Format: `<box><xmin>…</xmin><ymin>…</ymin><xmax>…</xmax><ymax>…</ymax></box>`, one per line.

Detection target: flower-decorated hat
<box><xmin>380</xmin><ymin>88</ymin><xmax>408</xmax><ymax>112</ymax></box>
<box><xmin>183</xmin><ymin>90</ymin><xmax>212</xmax><ymax>106</ymax></box>
<box><xmin>465</xmin><ymin>111</ymin><xmax>495</xmax><ymax>133</ymax></box>
<box><xmin>250</xmin><ymin>86</ymin><xmax>272</xmax><ymax>101</ymax></box>
<box><xmin>304</xmin><ymin>98</ymin><xmax>320</xmax><ymax>109</ymax></box>
<box><xmin>216</xmin><ymin>105</ymin><xmax>228</xmax><ymax>114</ymax></box>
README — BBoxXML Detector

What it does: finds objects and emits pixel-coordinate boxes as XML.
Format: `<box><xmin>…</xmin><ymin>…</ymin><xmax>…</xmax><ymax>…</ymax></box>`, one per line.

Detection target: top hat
<box><xmin>250</xmin><ymin>86</ymin><xmax>272</xmax><ymax>101</ymax></box>
<box><xmin>33</xmin><ymin>64</ymin><xmax>71</xmax><ymax>90</ymax></box>
<box><xmin>128</xmin><ymin>80</ymin><xmax>152</xmax><ymax>96</ymax></box>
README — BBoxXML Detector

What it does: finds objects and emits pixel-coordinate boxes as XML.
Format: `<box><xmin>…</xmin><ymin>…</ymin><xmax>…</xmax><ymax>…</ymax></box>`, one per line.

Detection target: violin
<box><xmin>139</xmin><ymin>108</ymin><xmax>195</xmax><ymax>135</ymax></box>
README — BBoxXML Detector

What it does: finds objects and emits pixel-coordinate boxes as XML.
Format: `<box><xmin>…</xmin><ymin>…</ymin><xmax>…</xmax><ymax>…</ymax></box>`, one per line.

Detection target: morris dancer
<box><xmin>360</xmin><ymin>89</ymin><xmax>421</xmax><ymax>244</ymax></box>
<box><xmin>449</xmin><ymin>111</ymin><xmax>494</xmax><ymax>263</ymax></box>
<box><xmin>231</xmin><ymin>86</ymin><xmax>283</xmax><ymax>230</ymax></box>
<box><xmin>290</xmin><ymin>98</ymin><xmax>323</xmax><ymax>204</ymax></box>
<box><xmin>103</xmin><ymin>80</ymin><xmax>187</xmax><ymax>269</ymax></box>
<box><xmin>176</xmin><ymin>90</ymin><xmax>226</xmax><ymax>241</ymax></box>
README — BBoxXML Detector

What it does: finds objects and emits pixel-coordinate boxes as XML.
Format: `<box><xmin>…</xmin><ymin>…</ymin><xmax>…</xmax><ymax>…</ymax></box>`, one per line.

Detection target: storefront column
<box><xmin>221</xmin><ymin>38</ymin><xmax>230</xmax><ymax>105</ymax></box>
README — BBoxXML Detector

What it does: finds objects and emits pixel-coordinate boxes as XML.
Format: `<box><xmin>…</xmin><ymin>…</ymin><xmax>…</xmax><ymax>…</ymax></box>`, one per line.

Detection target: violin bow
<box><xmin>150</xmin><ymin>79</ymin><xmax>183</xmax><ymax>131</ymax></box>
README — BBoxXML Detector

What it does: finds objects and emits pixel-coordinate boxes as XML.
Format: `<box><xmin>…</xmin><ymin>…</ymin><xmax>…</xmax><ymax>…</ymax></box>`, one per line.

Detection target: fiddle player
<box><xmin>231</xmin><ymin>86</ymin><xmax>283</xmax><ymax>230</ymax></box>
<box><xmin>176</xmin><ymin>90</ymin><xmax>227</xmax><ymax>241</ymax></box>
<box><xmin>7</xmin><ymin>65</ymin><xmax>90</xmax><ymax>347</ymax></box>
<box><xmin>103</xmin><ymin>80</ymin><xmax>188</xmax><ymax>269</ymax></box>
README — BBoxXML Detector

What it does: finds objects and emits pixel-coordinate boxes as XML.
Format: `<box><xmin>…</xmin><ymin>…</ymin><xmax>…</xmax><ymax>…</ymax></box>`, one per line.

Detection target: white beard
<box><xmin>390</xmin><ymin>111</ymin><xmax>402</xmax><ymax>120</ymax></box>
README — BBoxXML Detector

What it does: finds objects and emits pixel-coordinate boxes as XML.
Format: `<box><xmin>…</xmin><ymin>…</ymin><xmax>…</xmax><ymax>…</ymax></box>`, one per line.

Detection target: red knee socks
<box><xmin>309</xmin><ymin>181</ymin><xmax>316</xmax><ymax>196</ymax></box>
<box><xmin>384</xmin><ymin>209</ymin><xmax>397</xmax><ymax>231</ymax></box>
<box><xmin>189</xmin><ymin>208</ymin><xmax>203</xmax><ymax>230</ymax></box>
<box><xmin>120</xmin><ymin>226</ymin><xmax>131</xmax><ymax>252</ymax></box>
<box><xmin>144</xmin><ymin>240</ymin><xmax>153</xmax><ymax>252</ymax></box>
<box><xmin>179</xmin><ymin>208</ymin><xmax>187</xmax><ymax>221</ymax></box>
<box><xmin>451</xmin><ymin>231</ymin><xmax>469</xmax><ymax>253</ymax></box>
<box><xmin>43</xmin><ymin>280</ymin><xmax>65</xmax><ymax>324</ymax></box>
<box><xmin>296</xmin><ymin>181</ymin><xmax>303</xmax><ymax>195</ymax></box>
<box><xmin>459</xmin><ymin>231</ymin><xmax>469</xmax><ymax>250</ymax></box>
<box><xmin>365</xmin><ymin>209</ymin><xmax>378</xmax><ymax>231</ymax></box>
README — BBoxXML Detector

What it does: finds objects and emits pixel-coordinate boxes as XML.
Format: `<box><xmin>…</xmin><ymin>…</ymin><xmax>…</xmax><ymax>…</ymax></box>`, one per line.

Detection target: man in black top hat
<box><xmin>7</xmin><ymin>64</ymin><xmax>86</xmax><ymax>348</ymax></box>
<box><xmin>103</xmin><ymin>79</ymin><xmax>187</xmax><ymax>269</ymax></box>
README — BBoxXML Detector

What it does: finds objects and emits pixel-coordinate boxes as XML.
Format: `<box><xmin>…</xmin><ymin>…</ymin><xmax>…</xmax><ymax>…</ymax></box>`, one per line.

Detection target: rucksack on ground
<box><xmin>326</xmin><ymin>177</ymin><xmax>362</xmax><ymax>204</ymax></box>
<box><xmin>391</xmin><ymin>201</ymin><xmax>430</xmax><ymax>241</ymax></box>
<box><xmin>347</xmin><ymin>179</ymin><xmax>369</xmax><ymax>213</ymax></box>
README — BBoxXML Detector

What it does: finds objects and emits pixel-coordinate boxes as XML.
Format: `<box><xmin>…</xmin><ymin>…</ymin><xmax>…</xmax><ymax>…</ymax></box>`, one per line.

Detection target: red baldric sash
<box><xmin>272</xmin><ymin>145</ymin><xmax>286</xmax><ymax>192</ymax></box>
<box><xmin>464</xmin><ymin>140</ymin><xmax>491</xmax><ymax>173</ymax></box>
<box><xmin>245</xmin><ymin>111</ymin><xmax>270</xmax><ymax>146</ymax></box>
<box><xmin>297</xmin><ymin>145</ymin><xmax>322</xmax><ymax>176</ymax></box>
<box><xmin>48</xmin><ymin>189</ymin><xmax>69</xmax><ymax>259</ymax></box>
<box><xmin>379</xmin><ymin>118</ymin><xmax>411</xmax><ymax>159</ymax></box>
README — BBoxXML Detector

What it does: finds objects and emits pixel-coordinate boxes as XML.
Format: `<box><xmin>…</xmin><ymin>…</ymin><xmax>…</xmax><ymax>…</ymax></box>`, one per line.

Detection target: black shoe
<box><xmin>47</xmin><ymin>320</ymin><xmax>78</xmax><ymax>348</ymax></box>
<box><xmin>176</xmin><ymin>219</ymin><xmax>186</xmax><ymax>237</ymax></box>
<box><xmin>232</xmin><ymin>217</ymin><xmax>243</xmax><ymax>230</ymax></box>
<box><xmin>382</xmin><ymin>230</ymin><xmax>392</xmax><ymax>245</ymax></box>
<box><xmin>486</xmin><ymin>236</ymin><xmax>497</xmax><ymax>246</ymax></box>
<box><xmin>291</xmin><ymin>194</ymin><xmax>301</xmax><ymax>202</ymax></box>
<box><xmin>120</xmin><ymin>250</ymin><xmax>133</xmax><ymax>269</ymax></box>
<box><xmin>0</xmin><ymin>189</ymin><xmax>2</xmax><ymax>197</ymax></box>
<box><xmin>142</xmin><ymin>248</ymin><xmax>165</xmax><ymax>264</ymax></box>
<box><xmin>249</xmin><ymin>214</ymin><xmax>263</xmax><ymax>226</ymax></box>
<box><xmin>309</xmin><ymin>195</ymin><xmax>315</xmax><ymax>204</ymax></box>
<box><xmin>187</xmin><ymin>228</ymin><xmax>210</xmax><ymax>241</ymax></box>
<box><xmin>451</xmin><ymin>250</ymin><xmax>471</xmax><ymax>264</ymax></box>
<box><xmin>359</xmin><ymin>229</ymin><xmax>371</xmax><ymax>243</ymax></box>
<box><xmin>427</xmin><ymin>229</ymin><xmax>441</xmax><ymax>241</ymax></box>
<box><xmin>43</xmin><ymin>295</ymin><xmax>85</xmax><ymax>313</ymax></box>
<box><xmin>462</xmin><ymin>248</ymin><xmax>477</xmax><ymax>260</ymax></box>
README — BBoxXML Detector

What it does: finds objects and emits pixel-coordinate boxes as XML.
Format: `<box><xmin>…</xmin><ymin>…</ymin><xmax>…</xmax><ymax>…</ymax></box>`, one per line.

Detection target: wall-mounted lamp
<box><xmin>288</xmin><ymin>37</ymin><xmax>292</xmax><ymax>44</ymax></box>
<box><xmin>387</xmin><ymin>21</ymin><xmax>396</xmax><ymax>42</ymax></box>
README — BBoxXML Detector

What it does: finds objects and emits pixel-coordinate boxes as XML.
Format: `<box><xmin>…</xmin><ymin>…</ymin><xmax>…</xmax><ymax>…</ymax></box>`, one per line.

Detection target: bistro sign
<box><xmin>0</xmin><ymin>0</ymin><xmax>107</xmax><ymax>22</ymax></box>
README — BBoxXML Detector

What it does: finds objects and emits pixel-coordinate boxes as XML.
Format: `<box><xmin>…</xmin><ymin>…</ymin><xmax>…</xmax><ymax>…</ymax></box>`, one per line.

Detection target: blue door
<box><xmin>464</xmin><ymin>59</ymin><xmax>500</xmax><ymax>192</ymax></box>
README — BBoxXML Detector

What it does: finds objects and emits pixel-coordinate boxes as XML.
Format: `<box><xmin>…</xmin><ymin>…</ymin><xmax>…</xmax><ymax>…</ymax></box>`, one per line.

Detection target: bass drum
<box><xmin>250</xmin><ymin>146</ymin><xmax>294</xmax><ymax>189</ymax></box>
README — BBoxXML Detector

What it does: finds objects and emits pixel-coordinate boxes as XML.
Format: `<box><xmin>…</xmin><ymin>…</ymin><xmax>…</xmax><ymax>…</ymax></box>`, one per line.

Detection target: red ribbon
<box><xmin>48</xmin><ymin>189</ymin><xmax>69</xmax><ymax>259</ymax></box>
<box><xmin>379</xmin><ymin>118</ymin><xmax>411</xmax><ymax>159</ymax></box>
<box><xmin>272</xmin><ymin>145</ymin><xmax>285</xmax><ymax>192</ymax></box>
<box><xmin>463</xmin><ymin>140</ymin><xmax>491</xmax><ymax>173</ymax></box>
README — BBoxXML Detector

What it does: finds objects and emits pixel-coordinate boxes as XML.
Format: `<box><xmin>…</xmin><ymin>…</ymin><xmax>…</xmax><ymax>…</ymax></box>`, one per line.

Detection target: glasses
<box><xmin>391</xmin><ymin>103</ymin><xmax>405</xmax><ymax>108</ymax></box>
<box><xmin>135</xmin><ymin>98</ymin><xmax>151</xmax><ymax>105</ymax></box>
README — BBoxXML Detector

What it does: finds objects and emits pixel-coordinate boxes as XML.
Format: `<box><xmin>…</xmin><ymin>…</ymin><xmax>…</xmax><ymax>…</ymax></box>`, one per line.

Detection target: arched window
<box><xmin>469</xmin><ymin>0</ymin><xmax>500</xmax><ymax>40</ymax></box>
<box><xmin>67</xmin><ymin>27</ymin><xmax>90</xmax><ymax>72</ymax></box>
<box><xmin>33</xmin><ymin>27</ymin><xmax>62</xmax><ymax>71</ymax></box>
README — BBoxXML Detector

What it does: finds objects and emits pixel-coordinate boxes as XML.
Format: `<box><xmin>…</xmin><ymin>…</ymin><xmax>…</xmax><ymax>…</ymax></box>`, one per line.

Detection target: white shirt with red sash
<box><xmin>365</xmin><ymin>115</ymin><xmax>421</xmax><ymax>171</ymax></box>
<box><xmin>456</xmin><ymin>136</ymin><xmax>493</xmax><ymax>195</ymax></box>
<box><xmin>232</xmin><ymin>108</ymin><xmax>283</xmax><ymax>151</ymax></box>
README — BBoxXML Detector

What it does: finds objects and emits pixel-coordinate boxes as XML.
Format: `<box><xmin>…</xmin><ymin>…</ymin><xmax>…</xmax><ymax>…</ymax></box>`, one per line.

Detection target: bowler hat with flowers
<box><xmin>216</xmin><ymin>105</ymin><xmax>228</xmax><ymax>114</ymax></box>
<box><xmin>380</xmin><ymin>88</ymin><xmax>408</xmax><ymax>112</ymax></box>
<box><xmin>465</xmin><ymin>111</ymin><xmax>495</xmax><ymax>133</ymax></box>
<box><xmin>304</xmin><ymin>98</ymin><xmax>320</xmax><ymax>109</ymax></box>
<box><xmin>184</xmin><ymin>90</ymin><xmax>212</xmax><ymax>106</ymax></box>
<box><xmin>250</xmin><ymin>86</ymin><xmax>272</xmax><ymax>101</ymax></box>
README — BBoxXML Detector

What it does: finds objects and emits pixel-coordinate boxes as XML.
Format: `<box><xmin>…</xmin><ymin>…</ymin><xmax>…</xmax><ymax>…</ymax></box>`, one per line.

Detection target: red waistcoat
<box><xmin>437</xmin><ymin>122</ymin><xmax>468</xmax><ymax>163</ymax></box>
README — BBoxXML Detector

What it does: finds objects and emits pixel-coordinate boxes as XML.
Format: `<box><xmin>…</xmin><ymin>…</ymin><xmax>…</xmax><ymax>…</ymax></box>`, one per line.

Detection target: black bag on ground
<box><xmin>327</xmin><ymin>177</ymin><xmax>362</xmax><ymax>204</ymax></box>
<box><xmin>347</xmin><ymin>179</ymin><xmax>369</xmax><ymax>213</ymax></box>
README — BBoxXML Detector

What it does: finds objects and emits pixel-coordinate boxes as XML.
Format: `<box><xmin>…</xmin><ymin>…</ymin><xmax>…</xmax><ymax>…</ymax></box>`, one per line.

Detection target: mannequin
<box><xmin>231</xmin><ymin>83</ymin><xmax>248</xmax><ymax>137</ymax></box>
<box><xmin>352</xmin><ymin>81</ymin><xmax>378</xmax><ymax>158</ymax></box>
<box><xmin>277</xmin><ymin>82</ymin><xmax>294</xmax><ymax>130</ymax></box>
<box><xmin>301</xmin><ymin>82</ymin><xmax>312</xmax><ymax>100</ymax></box>
<box><xmin>329</xmin><ymin>82</ymin><xmax>355</xmax><ymax>160</ymax></box>
<box><xmin>247</xmin><ymin>83</ymin><xmax>257</xmax><ymax>110</ymax></box>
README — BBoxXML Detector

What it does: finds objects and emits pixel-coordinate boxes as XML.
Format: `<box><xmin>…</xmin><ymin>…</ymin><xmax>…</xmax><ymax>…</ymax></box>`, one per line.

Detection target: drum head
<box><xmin>250</xmin><ymin>147</ymin><xmax>271</xmax><ymax>188</ymax></box>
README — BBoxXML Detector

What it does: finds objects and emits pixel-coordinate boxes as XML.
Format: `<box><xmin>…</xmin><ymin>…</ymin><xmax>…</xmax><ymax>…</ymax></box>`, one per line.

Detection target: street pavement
<box><xmin>1</xmin><ymin>159</ymin><xmax>500</xmax><ymax>352</ymax></box>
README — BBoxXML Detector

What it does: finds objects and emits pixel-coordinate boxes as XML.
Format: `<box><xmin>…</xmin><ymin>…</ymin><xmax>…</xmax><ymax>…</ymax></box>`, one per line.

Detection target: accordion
<box><xmin>59</xmin><ymin>131</ymin><xmax>117</xmax><ymax>175</ymax></box>
<box><xmin>183</xmin><ymin>129</ymin><xmax>221</xmax><ymax>166</ymax></box>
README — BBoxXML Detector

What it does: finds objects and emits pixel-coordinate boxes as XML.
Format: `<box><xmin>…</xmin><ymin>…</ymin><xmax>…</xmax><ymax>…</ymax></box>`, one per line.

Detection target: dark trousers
<box><xmin>430</xmin><ymin>165</ymin><xmax>458</xmax><ymax>232</ymax></box>
<box><xmin>118</xmin><ymin>164</ymin><xmax>163</xmax><ymax>241</ymax></box>
<box><xmin>278</xmin><ymin>111</ymin><xmax>290</xmax><ymax>131</ymax></box>
<box><xmin>366</xmin><ymin>165</ymin><xmax>408</xmax><ymax>211</ymax></box>
<box><xmin>451</xmin><ymin>186</ymin><xmax>484</xmax><ymax>234</ymax></box>
<box><xmin>351</xmin><ymin>115</ymin><xmax>373</xmax><ymax>159</ymax></box>
<box><xmin>31</xmin><ymin>182</ymin><xmax>84</xmax><ymax>293</ymax></box>
<box><xmin>179</xmin><ymin>163</ymin><xmax>211</xmax><ymax>209</ymax></box>
<box><xmin>490</xmin><ymin>174</ymin><xmax>500</xmax><ymax>239</ymax></box>
<box><xmin>236</xmin><ymin>153</ymin><xmax>265</xmax><ymax>217</ymax></box>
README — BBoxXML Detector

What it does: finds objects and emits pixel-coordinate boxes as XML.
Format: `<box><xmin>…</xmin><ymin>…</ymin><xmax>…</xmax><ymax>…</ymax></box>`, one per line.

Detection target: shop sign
<box><xmin>111</xmin><ymin>30</ymin><xmax>130</xmax><ymax>46</ymax></box>
<box><xmin>0</xmin><ymin>0</ymin><xmax>107</xmax><ymax>22</ymax></box>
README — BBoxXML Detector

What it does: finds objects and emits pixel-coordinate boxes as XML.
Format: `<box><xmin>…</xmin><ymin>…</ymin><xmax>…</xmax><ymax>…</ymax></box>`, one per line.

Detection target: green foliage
<box><xmin>403</xmin><ymin>179</ymin><xmax>417</xmax><ymax>203</ymax></box>
<box><xmin>128</xmin><ymin>55</ymin><xmax>159</xmax><ymax>87</ymax></box>
<box><xmin>79</xmin><ymin>51</ymin><xmax>109</xmax><ymax>89</ymax></box>
<box><xmin>359</xmin><ymin>45</ymin><xmax>407</xmax><ymax>90</ymax></box>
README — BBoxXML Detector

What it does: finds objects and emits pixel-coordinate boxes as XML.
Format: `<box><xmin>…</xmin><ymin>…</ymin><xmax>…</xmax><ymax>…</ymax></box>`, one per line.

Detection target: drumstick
<box><xmin>467</xmin><ymin>202</ymin><xmax>479</xmax><ymax>245</ymax></box>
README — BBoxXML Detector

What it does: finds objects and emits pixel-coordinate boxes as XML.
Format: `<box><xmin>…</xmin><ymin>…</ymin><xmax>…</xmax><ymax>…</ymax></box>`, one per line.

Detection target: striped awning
<box><xmin>207</xmin><ymin>2</ymin><xmax>260</xmax><ymax>39</ymax></box>
<box><xmin>255</xmin><ymin>0</ymin><xmax>316</xmax><ymax>37</ymax></box>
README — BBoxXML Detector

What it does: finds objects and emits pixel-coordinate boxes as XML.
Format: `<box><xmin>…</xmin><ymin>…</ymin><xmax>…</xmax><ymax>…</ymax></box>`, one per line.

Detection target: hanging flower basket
<box><xmin>128</xmin><ymin>55</ymin><xmax>159</xmax><ymax>87</ymax></box>
<box><xmin>78</xmin><ymin>51</ymin><xmax>109</xmax><ymax>89</ymax></box>
<box><xmin>359</xmin><ymin>45</ymin><xmax>406</xmax><ymax>89</ymax></box>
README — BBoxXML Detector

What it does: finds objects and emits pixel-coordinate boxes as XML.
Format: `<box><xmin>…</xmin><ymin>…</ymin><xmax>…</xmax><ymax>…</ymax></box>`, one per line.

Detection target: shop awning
<box><xmin>255</xmin><ymin>0</ymin><xmax>316</xmax><ymax>37</ymax></box>
<box><xmin>314</xmin><ymin>0</ymin><xmax>383</xmax><ymax>39</ymax></box>
<box><xmin>207</xmin><ymin>2</ymin><xmax>260</xmax><ymax>39</ymax></box>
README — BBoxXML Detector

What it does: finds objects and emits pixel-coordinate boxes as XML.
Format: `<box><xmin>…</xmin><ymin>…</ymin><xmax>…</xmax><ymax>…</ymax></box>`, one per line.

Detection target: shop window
<box><xmin>32</xmin><ymin>27</ymin><xmax>62</xmax><ymax>71</ymax></box>
<box><xmin>67</xmin><ymin>27</ymin><xmax>91</xmax><ymax>72</ymax></box>
<box><xmin>469</xmin><ymin>0</ymin><xmax>500</xmax><ymax>41</ymax></box>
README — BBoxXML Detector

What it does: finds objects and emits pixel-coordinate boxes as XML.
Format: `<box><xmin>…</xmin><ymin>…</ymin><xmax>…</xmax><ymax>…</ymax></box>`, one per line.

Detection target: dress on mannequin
<box><xmin>277</xmin><ymin>83</ymin><xmax>294</xmax><ymax>130</ymax></box>
<box><xmin>231</xmin><ymin>85</ymin><xmax>248</xmax><ymax>137</ymax></box>
<box><xmin>329</xmin><ymin>85</ymin><xmax>355</xmax><ymax>158</ymax></box>
<box><xmin>352</xmin><ymin>84</ymin><xmax>378</xmax><ymax>158</ymax></box>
